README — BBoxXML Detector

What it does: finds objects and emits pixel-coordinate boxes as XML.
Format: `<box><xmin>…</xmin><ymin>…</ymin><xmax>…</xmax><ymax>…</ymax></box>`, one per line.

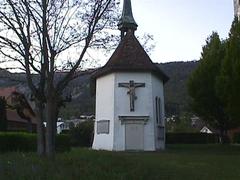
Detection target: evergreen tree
<box><xmin>216</xmin><ymin>17</ymin><xmax>240</xmax><ymax>124</ymax></box>
<box><xmin>0</xmin><ymin>97</ymin><xmax>7</xmax><ymax>131</ymax></box>
<box><xmin>188</xmin><ymin>32</ymin><xmax>231</xmax><ymax>141</ymax></box>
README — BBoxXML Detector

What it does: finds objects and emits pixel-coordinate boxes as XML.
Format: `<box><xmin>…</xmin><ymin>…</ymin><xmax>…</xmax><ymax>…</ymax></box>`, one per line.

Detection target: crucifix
<box><xmin>118</xmin><ymin>80</ymin><xmax>145</xmax><ymax>111</ymax></box>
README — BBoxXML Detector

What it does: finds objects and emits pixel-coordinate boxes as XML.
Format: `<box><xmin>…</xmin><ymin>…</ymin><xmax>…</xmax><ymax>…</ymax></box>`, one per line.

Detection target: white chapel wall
<box><xmin>113</xmin><ymin>72</ymin><xmax>155</xmax><ymax>151</ymax></box>
<box><xmin>92</xmin><ymin>73</ymin><xmax>115</xmax><ymax>150</ymax></box>
<box><xmin>151</xmin><ymin>74</ymin><xmax>165</xmax><ymax>150</ymax></box>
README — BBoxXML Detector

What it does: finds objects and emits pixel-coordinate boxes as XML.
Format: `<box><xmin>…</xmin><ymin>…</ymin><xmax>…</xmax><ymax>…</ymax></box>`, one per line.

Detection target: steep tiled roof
<box><xmin>92</xmin><ymin>32</ymin><xmax>169</xmax><ymax>83</ymax></box>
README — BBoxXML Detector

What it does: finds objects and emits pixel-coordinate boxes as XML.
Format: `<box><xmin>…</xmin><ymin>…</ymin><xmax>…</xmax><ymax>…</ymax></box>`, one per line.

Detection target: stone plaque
<box><xmin>97</xmin><ymin>120</ymin><xmax>110</xmax><ymax>134</ymax></box>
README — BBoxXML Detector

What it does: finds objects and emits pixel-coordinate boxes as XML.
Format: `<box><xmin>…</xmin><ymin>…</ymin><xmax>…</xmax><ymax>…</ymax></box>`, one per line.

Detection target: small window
<box><xmin>97</xmin><ymin>120</ymin><xmax>110</xmax><ymax>134</ymax></box>
<box><xmin>155</xmin><ymin>97</ymin><xmax>159</xmax><ymax>124</ymax></box>
<box><xmin>155</xmin><ymin>96</ymin><xmax>162</xmax><ymax>124</ymax></box>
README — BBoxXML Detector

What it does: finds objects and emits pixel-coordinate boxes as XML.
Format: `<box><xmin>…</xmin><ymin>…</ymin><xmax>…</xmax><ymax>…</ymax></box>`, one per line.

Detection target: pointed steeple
<box><xmin>118</xmin><ymin>0</ymin><xmax>138</xmax><ymax>39</ymax></box>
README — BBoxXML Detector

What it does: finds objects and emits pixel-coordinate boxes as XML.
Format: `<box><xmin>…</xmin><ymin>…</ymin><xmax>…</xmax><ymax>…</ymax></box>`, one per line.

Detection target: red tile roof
<box><xmin>0</xmin><ymin>87</ymin><xmax>17</xmax><ymax>98</ymax></box>
<box><xmin>0</xmin><ymin>87</ymin><xmax>36</xmax><ymax>124</ymax></box>
<box><xmin>7</xmin><ymin>109</ymin><xmax>37</xmax><ymax>124</ymax></box>
<box><xmin>91</xmin><ymin>32</ymin><xmax>169</xmax><ymax>83</ymax></box>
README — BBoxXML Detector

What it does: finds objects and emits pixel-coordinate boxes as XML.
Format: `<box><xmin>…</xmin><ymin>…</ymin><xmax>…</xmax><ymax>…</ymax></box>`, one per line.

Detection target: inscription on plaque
<box><xmin>97</xmin><ymin>120</ymin><xmax>110</xmax><ymax>134</ymax></box>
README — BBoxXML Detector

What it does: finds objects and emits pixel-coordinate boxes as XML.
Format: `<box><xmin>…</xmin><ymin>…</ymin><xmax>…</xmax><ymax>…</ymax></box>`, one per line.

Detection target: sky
<box><xmin>127</xmin><ymin>0</ymin><xmax>235</xmax><ymax>63</ymax></box>
<box><xmin>0</xmin><ymin>0</ymin><xmax>235</xmax><ymax>71</ymax></box>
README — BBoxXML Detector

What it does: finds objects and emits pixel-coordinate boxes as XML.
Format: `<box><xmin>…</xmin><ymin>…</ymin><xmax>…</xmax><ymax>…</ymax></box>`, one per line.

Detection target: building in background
<box><xmin>234</xmin><ymin>0</ymin><xmax>240</xmax><ymax>18</ymax></box>
<box><xmin>0</xmin><ymin>87</ymin><xmax>36</xmax><ymax>132</ymax></box>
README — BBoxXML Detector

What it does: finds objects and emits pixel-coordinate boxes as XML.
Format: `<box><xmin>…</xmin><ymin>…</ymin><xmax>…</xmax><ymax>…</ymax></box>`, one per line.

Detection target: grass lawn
<box><xmin>0</xmin><ymin>144</ymin><xmax>240</xmax><ymax>180</ymax></box>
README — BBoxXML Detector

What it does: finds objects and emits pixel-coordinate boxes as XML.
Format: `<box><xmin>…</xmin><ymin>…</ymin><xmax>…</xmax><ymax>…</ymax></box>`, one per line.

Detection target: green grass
<box><xmin>0</xmin><ymin>144</ymin><xmax>240</xmax><ymax>180</ymax></box>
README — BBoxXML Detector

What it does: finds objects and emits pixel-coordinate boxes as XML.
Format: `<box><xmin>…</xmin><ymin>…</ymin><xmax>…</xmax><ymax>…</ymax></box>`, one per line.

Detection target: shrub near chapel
<box><xmin>0</xmin><ymin>132</ymin><xmax>70</xmax><ymax>152</ymax></box>
<box><xmin>69</xmin><ymin>120</ymin><xmax>94</xmax><ymax>147</ymax></box>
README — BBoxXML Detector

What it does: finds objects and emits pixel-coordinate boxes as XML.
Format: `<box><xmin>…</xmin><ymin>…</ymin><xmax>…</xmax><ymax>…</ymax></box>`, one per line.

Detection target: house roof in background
<box><xmin>0</xmin><ymin>86</ymin><xmax>36</xmax><ymax>124</ymax></box>
<box><xmin>0</xmin><ymin>86</ymin><xmax>17</xmax><ymax>98</ymax></box>
<box><xmin>7</xmin><ymin>109</ymin><xmax>37</xmax><ymax>124</ymax></box>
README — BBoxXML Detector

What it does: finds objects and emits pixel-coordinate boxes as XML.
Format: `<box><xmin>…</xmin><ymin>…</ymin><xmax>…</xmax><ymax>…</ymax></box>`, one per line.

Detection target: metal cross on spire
<box><xmin>118</xmin><ymin>80</ymin><xmax>145</xmax><ymax>112</ymax></box>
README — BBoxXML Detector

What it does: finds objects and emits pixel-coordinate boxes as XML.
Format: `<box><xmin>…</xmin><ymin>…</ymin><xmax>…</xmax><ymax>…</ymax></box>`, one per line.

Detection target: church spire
<box><xmin>118</xmin><ymin>0</ymin><xmax>138</xmax><ymax>39</ymax></box>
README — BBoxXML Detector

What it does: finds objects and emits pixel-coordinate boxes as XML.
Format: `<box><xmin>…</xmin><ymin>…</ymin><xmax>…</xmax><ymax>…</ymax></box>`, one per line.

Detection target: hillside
<box><xmin>159</xmin><ymin>61</ymin><xmax>199</xmax><ymax>116</ymax></box>
<box><xmin>0</xmin><ymin>61</ymin><xmax>199</xmax><ymax>118</ymax></box>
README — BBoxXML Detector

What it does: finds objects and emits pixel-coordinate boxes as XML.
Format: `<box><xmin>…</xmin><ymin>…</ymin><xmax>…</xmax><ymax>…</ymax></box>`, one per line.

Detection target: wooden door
<box><xmin>125</xmin><ymin>123</ymin><xmax>144</xmax><ymax>150</ymax></box>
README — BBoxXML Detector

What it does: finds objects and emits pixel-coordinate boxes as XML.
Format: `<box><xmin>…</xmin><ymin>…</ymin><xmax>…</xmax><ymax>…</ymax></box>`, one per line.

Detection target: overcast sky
<box><xmin>127</xmin><ymin>0</ymin><xmax>235</xmax><ymax>63</ymax></box>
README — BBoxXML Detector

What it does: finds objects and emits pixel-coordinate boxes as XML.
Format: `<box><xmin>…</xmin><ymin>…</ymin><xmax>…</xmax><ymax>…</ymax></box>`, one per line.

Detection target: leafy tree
<box><xmin>0</xmin><ymin>0</ymin><xmax>154</xmax><ymax>157</ymax></box>
<box><xmin>216</xmin><ymin>17</ymin><xmax>240</xmax><ymax>124</ymax></box>
<box><xmin>188</xmin><ymin>32</ymin><xmax>231</xmax><ymax>141</ymax></box>
<box><xmin>0</xmin><ymin>0</ymin><xmax>120</xmax><ymax>157</ymax></box>
<box><xmin>0</xmin><ymin>97</ymin><xmax>7</xmax><ymax>131</ymax></box>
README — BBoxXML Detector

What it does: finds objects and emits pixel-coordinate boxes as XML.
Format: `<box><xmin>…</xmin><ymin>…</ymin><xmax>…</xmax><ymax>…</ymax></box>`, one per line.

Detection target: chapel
<box><xmin>91</xmin><ymin>0</ymin><xmax>168</xmax><ymax>151</ymax></box>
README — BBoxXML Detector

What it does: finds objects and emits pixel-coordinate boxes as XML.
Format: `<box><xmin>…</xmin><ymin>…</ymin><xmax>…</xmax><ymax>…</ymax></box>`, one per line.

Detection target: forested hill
<box><xmin>0</xmin><ymin>61</ymin><xmax>199</xmax><ymax>118</ymax></box>
<box><xmin>158</xmin><ymin>61</ymin><xmax>199</xmax><ymax>116</ymax></box>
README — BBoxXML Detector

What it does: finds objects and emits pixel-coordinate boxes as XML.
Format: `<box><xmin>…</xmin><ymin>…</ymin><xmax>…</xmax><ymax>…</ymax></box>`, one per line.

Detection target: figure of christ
<box><xmin>118</xmin><ymin>80</ymin><xmax>145</xmax><ymax>111</ymax></box>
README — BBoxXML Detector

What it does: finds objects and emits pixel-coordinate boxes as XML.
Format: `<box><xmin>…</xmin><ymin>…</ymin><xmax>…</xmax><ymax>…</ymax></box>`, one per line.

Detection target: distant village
<box><xmin>0</xmin><ymin>86</ymin><xmax>95</xmax><ymax>134</ymax></box>
<box><xmin>0</xmin><ymin>83</ymin><xmax>219</xmax><ymax>136</ymax></box>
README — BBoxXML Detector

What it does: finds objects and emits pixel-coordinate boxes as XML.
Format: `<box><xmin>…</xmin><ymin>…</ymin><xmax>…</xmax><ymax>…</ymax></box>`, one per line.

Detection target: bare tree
<box><xmin>0</xmin><ymin>0</ymin><xmax>120</xmax><ymax>157</ymax></box>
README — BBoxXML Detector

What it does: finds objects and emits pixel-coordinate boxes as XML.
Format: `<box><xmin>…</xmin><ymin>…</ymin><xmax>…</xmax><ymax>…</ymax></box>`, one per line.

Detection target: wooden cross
<box><xmin>118</xmin><ymin>80</ymin><xmax>145</xmax><ymax>111</ymax></box>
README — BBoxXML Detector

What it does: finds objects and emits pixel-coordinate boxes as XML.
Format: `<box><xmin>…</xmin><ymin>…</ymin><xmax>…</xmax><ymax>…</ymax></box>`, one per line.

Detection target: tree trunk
<box><xmin>46</xmin><ymin>96</ymin><xmax>57</xmax><ymax>158</ymax></box>
<box><xmin>35</xmin><ymin>101</ymin><xmax>45</xmax><ymax>156</ymax></box>
<box><xmin>219</xmin><ymin>128</ymin><xmax>229</xmax><ymax>144</ymax></box>
<box><xmin>26</xmin><ymin>119</ymin><xmax>32</xmax><ymax>133</ymax></box>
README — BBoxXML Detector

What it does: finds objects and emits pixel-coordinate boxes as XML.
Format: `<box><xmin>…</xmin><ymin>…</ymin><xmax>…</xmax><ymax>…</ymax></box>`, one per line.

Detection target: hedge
<box><xmin>233</xmin><ymin>133</ymin><xmax>240</xmax><ymax>144</ymax></box>
<box><xmin>0</xmin><ymin>132</ymin><xmax>70</xmax><ymax>152</ymax></box>
<box><xmin>166</xmin><ymin>133</ymin><xmax>219</xmax><ymax>144</ymax></box>
<box><xmin>56</xmin><ymin>134</ymin><xmax>71</xmax><ymax>152</ymax></box>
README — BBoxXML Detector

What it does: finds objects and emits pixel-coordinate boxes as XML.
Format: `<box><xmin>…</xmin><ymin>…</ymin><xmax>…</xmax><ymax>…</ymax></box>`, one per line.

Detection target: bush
<box><xmin>61</xmin><ymin>129</ymin><xmax>70</xmax><ymax>134</ymax></box>
<box><xmin>0</xmin><ymin>132</ymin><xmax>36</xmax><ymax>152</ymax></box>
<box><xmin>0</xmin><ymin>132</ymin><xmax>70</xmax><ymax>152</ymax></box>
<box><xmin>56</xmin><ymin>134</ymin><xmax>71</xmax><ymax>152</ymax></box>
<box><xmin>233</xmin><ymin>133</ymin><xmax>240</xmax><ymax>144</ymax></box>
<box><xmin>166</xmin><ymin>133</ymin><xmax>219</xmax><ymax>144</ymax></box>
<box><xmin>69</xmin><ymin>120</ymin><xmax>94</xmax><ymax>147</ymax></box>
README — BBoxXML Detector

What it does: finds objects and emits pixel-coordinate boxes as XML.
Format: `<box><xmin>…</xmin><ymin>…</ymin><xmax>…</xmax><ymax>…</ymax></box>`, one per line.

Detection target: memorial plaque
<box><xmin>97</xmin><ymin>120</ymin><xmax>110</xmax><ymax>134</ymax></box>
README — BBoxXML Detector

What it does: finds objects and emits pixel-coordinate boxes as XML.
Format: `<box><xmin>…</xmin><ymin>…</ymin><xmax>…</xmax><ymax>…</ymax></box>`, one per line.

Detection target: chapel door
<box><xmin>125</xmin><ymin>123</ymin><xmax>144</xmax><ymax>150</ymax></box>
